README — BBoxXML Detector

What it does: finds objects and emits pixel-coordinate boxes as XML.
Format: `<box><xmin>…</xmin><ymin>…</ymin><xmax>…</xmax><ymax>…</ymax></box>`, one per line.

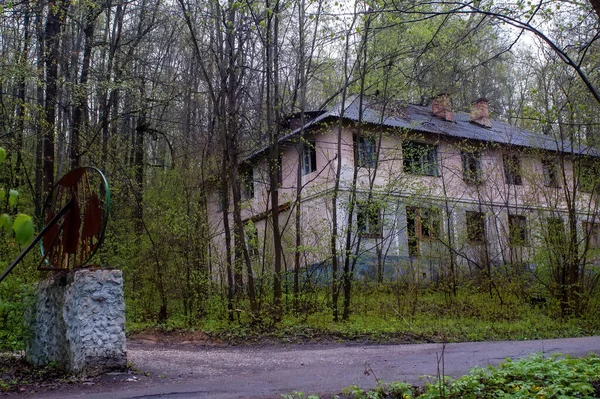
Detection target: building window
<box><xmin>542</xmin><ymin>158</ymin><xmax>560</xmax><ymax>187</ymax></box>
<box><xmin>461</xmin><ymin>151</ymin><xmax>482</xmax><ymax>184</ymax></box>
<box><xmin>239</xmin><ymin>164</ymin><xmax>254</xmax><ymax>200</ymax></box>
<box><xmin>466</xmin><ymin>211</ymin><xmax>485</xmax><ymax>243</ymax></box>
<box><xmin>356</xmin><ymin>135</ymin><xmax>377</xmax><ymax>167</ymax></box>
<box><xmin>545</xmin><ymin>217</ymin><xmax>565</xmax><ymax>247</ymax></box>
<box><xmin>357</xmin><ymin>201</ymin><xmax>381</xmax><ymax>237</ymax></box>
<box><xmin>403</xmin><ymin>142</ymin><xmax>438</xmax><ymax>176</ymax></box>
<box><xmin>577</xmin><ymin>162</ymin><xmax>599</xmax><ymax>193</ymax></box>
<box><xmin>245</xmin><ymin>223</ymin><xmax>259</xmax><ymax>256</ymax></box>
<box><xmin>503</xmin><ymin>154</ymin><xmax>522</xmax><ymax>185</ymax></box>
<box><xmin>508</xmin><ymin>214</ymin><xmax>528</xmax><ymax>246</ymax></box>
<box><xmin>406</xmin><ymin>206</ymin><xmax>441</xmax><ymax>256</ymax></box>
<box><xmin>583</xmin><ymin>221</ymin><xmax>600</xmax><ymax>248</ymax></box>
<box><xmin>302</xmin><ymin>140</ymin><xmax>317</xmax><ymax>176</ymax></box>
<box><xmin>216</xmin><ymin>189</ymin><xmax>224</xmax><ymax>212</ymax></box>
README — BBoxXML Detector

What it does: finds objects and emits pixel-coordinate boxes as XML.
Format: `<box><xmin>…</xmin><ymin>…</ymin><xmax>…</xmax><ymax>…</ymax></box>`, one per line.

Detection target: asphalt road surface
<box><xmin>20</xmin><ymin>336</ymin><xmax>600</xmax><ymax>399</ymax></box>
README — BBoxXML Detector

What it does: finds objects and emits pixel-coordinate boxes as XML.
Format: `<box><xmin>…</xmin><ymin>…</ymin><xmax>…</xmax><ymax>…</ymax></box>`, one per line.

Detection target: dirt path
<box><xmin>8</xmin><ymin>336</ymin><xmax>600</xmax><ymax>399</ymax></box>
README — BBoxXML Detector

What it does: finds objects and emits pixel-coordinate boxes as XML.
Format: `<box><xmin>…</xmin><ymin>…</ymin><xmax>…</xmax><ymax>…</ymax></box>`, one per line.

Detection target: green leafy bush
<box><xmin>339</xmin><ymin>353</ymin><xmax>600</xmax><ymax>399</ymax></box>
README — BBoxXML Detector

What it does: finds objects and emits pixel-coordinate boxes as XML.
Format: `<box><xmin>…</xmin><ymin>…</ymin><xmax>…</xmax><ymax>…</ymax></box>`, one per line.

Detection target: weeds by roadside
<box><xmin>282</xmin><ymin>353</ymin><xmax>600</xmax><ymax>399</ymax></box>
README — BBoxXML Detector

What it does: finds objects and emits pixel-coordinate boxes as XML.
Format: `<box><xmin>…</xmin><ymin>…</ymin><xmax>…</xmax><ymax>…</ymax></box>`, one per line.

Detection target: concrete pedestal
<box><xmin>26</xmin><ymin>269</ymin><xmax>127</xmax><ymax>376</ymax></box>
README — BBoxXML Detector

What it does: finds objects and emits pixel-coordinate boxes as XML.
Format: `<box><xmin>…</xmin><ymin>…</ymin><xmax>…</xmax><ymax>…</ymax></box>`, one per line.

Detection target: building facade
<box><xmin>208</xmin><ymin>95</ymin><xmax>600</xmax><ymax>283</ymax></box>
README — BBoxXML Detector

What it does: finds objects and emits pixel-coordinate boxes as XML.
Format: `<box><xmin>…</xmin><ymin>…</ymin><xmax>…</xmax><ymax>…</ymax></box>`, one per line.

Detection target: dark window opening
<box><xmin>406</xmin><ymin>206</ymin><xmax>442</xmax><ymax>256</ymax></box>
<box><xmin>357</xmin><ymin>201</ymin><xmax>382</xmax><ymax>237</ymax></box>
<box><xmin>403</xmin><ymin>142</ymin><xmax>439</xmax><ymax>176</ymax></box>
<box><xmin>466</xmin><ymin>211</ymin><xmax>486</xmax><ymax>243</ymax></box>
<box><xmin>546</xmin><ymin>217</ymin><xmax>565</xmax><ymax>248</ymax></box>
<box><xmin>503</xmin><ymin>154</ymin><xmax>522</xmax><ymax>185</ymax></box>
<box><xmin>542</xmin><ymin>158</ymin><xmax>560</xmax><ymax>187</ymax></box>
<box><xmin>356</xmin><ymin>135</ymin><xmax>377</xmax><ymax>167</ymax></box>
<box><xmin>240</xmin><ymin>164</ymin><xmax>254</xmax><ymax>200</ymax></box>
<box><xmin>577</xmin><ymin>162</ymin><xmax>599</xmax><ymax>193</ymax></box>
<box><xmin>461</xmin><ymin>151</ymin><xmax>482</xmax><ymax>184</ymax></box>
<box><xmin>245</xmin><ymin>223</ymin><xmax>259</xmax><ymax>257</ymax></box>
<box><xmin>509</xmin><ymin>214</ymin><xmax>528</xmax><ymax>246</ymax></box>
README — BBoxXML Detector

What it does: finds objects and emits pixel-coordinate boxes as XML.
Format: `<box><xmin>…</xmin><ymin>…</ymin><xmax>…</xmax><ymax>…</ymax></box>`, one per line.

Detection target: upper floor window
<box><xmin>508</xmin><ymin>214</ymin><xmax>528</xmax><ymax>246</ymax></box>
<box><xmin>239</xmin><ymin>164</ymin><xmax>254</xmax><ymax>200</ymax></box>
<box><xmin>357</xmin><ymin>201</ymin><xmax>382</xmax><ymax>237</ymax></box>
<box><xmin>403</xmin><ymin>142</ymin><xmax>438</xmax><ymax>176</ymax></box>
<box><xmin>302</xmin><ymin>140</ymin><xmax>317</xmax><ymax>176</ymax></box>
<box><xmin>577</xmin><ymin>161</ymin><xmax>599</xmax><ymax>193</ymax></box>
<box><xmin>583</xmin><ymin>222</ymin><xmax>600</xmax><ymax>248</ymax></box>
<box><xmin>461</xmin><ymin>151</ymin><xmax>482</xmax><ymax>184</ymax></box>
<box><xmin>356</xmin><ymin>135</ymin><xmax>377</xmax><ymax>167</ymax></box>
<box><xmin>466</xmin><ymin>211</ymin><xmax>485</xmax><ymax>243</ymax></box>
<box><xmin>503</xmin><ymin>154</ymin><xmax>522</xmax><ymax>185</ymax></box>
<box><xmin>542</xmin><ymin>158</ymin><xmax>560</xmax><ymax>187</ymax></box>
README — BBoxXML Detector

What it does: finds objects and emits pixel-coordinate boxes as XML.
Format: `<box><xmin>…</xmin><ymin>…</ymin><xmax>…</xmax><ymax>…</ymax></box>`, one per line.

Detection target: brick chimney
<box><xmin>432</xmin><ymin>93</ymin><xmax>453</xmax><ymax>121</ymax></box>
<box><xmin>470</xmin><ymin>98</ymin><xmax>492</xmax><ymax>128</ymax></box>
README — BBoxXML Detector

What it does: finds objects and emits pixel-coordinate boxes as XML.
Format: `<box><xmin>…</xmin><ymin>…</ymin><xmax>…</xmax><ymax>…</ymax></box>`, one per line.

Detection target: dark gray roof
<box><xmin>277</xmin><ymin>95</ymin><xmax>599</xmax><ymax>157</ymax></box>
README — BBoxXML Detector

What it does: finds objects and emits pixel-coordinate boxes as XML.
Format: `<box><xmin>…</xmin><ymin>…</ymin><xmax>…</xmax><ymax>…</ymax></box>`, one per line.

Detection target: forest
<box><xmin>1</xmin><ymin>0</ymin><xmax>600</xmax><ymax>348</ymax></box>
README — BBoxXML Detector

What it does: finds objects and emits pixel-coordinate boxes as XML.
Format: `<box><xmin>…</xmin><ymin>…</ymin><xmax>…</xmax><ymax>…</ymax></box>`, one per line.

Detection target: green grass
<box><xmin>125</xmin><ymin>286</ymin><xmax>600</xmax><ymax>345</ymax></box>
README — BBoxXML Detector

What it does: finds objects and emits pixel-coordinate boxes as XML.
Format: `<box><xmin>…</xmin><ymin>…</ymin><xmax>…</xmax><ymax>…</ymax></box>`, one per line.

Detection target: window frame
<box><xmin>403</xmin><ymin>141</ymin><xmax>439</xmax><ymax>176</ymax></box>
<box><xmin>577</xmin><ymin>161</ymin><xmax>599</xmax><ymax>194</ymax></box>
<box><xmin>245</xmin><ymin>223</ymin><xmax>259</xmax><ymax>257</ymax></box>
<box><xmin>545</xmin><ymin>217</ymin><xmax>565</xmax><ymax>248</ymax></box>
<box><xmin>465</xmin><ymin>211</ymin><xmax>486</xmax><ymax>244</ymax></box>
<box><xmin>239</xmin><ymin>164</ymin><xmax>255</xmax><ymax>200</ymax></box>
<box><xmin>508</xmin><ymin>214</ymin><xmax>528</xmax><ymax>246</ymax></box>
<box><xmin>301</xmin><ymin>140</ymin><xmax>317</xmax><ymax>176</ymax></box>
<box><xmin>542</xmin><ymin>158</ymin><xmax>560</xmax><ymax>188</ymax></box>
<box><xmin>357</xmin><ymin>201</ymin><xmax>382</xmax><ymax>238</ymax></box>
<box><xmin>356</xmin><ymin>135</ymin><xmax>377</xmax><ymax>168</ymax></box>
<box><xmin>461</xmin><ymin>151</ymin><xmax>482</xmax><ymax>184</ymax></box>
<box><xmin>503</xmin><ymin>154</ymin><xmax>523</xmax><ymax>185</ymax></box>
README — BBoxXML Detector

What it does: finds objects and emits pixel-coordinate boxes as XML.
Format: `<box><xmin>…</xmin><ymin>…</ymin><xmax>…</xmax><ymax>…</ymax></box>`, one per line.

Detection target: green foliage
<box><xmin>0</xmin><ymin>147</ymin><xmax>5</xmax><ymax>164</ymax></box>
<box><xmin>8</xmin><ymin>190</ymin><xmax>18</xmax><ymax>207</ymax></box>
<box><xmin>281</xmin><ymin>391</ymin><xmax>322</xmax><ymax>399</ymax></box>
<box><xmin>12</xmin><ymin>214</ymin><xmax>33</xmax><ymax>246</ymax></box>
<box><xmin>341</xmin><ymin>354</ymin><xmax>600</xmax><ymax>399</ymax></box>
<box><xmin>0</xmin><ymin>214</ymin><xmax>11</xmax><ymax>232</ymax></box>
<box><xmin>0</xmin><ymin>278</ymin><xmax>34</xmax><ymax>351</ymax></box>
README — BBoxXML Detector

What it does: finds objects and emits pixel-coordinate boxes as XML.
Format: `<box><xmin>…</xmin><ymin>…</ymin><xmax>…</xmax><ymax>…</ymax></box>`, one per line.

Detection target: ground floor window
<box><xmin>406</xmin><ymin>206</ymin><xmax>441</xmax><ymax>256</ymax></box>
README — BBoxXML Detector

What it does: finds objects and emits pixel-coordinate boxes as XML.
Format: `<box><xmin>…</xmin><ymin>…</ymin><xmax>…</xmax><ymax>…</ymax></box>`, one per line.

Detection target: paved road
<box><xmin>23</xmin><ymin>336</ymin><xmax>600</xmax><ymax>399</ymax></box>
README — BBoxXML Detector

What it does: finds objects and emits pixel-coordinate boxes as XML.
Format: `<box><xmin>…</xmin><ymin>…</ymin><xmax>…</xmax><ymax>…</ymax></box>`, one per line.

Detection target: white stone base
<box><xmin>26</xmin><ymin>269</ymin><xmax>127</xmax><ymax>376</ymax></box>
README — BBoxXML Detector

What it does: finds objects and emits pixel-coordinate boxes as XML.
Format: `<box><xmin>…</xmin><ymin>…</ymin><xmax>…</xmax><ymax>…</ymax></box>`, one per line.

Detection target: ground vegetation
<box><xmin>0</xmin><ymin>0</ymin><xmax>599</xmax><ymax>351</ymax></box>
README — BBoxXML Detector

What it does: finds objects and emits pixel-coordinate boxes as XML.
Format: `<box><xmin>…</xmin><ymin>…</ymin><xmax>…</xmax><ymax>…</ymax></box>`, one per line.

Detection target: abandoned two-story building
<box><xmin>209</xmin><ymin>94</ymin><xmax>600</xmax><ymax>282</ymax></box>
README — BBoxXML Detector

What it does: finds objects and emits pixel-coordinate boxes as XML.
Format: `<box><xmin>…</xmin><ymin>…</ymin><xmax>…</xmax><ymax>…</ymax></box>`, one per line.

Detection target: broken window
<box><xmin>466</xmin><ymin>211</ymin><xmax>486</xmax><ymax>243</ymax></box>
<box><xmin>542</xmin><ymin>158</ymin><xmax>560</xmax><ymax>188</ymax></box>
<box><xmin>239</xmin><ymin>164</ymin><xmax>254</xmax><ymax>200</ymax></box>
<box><xmin>403</xmin><ymin>142</ymin><xmax>439</xmax><ymax>176</ymax></box>
<box><xmin>356</xmin><ymin>135</ymin><xmax>377</xmax><ymax>167</ymax></box>
<box><xmin>509</xmin><ymin>214</ymin><xmax>528</xmax><ymax>246</ymax></box>
<box><xmin>357</xmin><ymin>201</ymin><xmax>381</xmax><ymax>237</ymax></box>
<box><xmin>461</xmin><ymin>151</ymin><xmax>482</xmax><ymax>184</ymax></box>
<box><xmin>406</xmin><ymin>206</ymin><xmax>442</xmax><ymax>256</ymax></box>
<box><xmin>503</xmin><ymin>154</ymin><xmax>522</xmax><ymax>185</ymax></box>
